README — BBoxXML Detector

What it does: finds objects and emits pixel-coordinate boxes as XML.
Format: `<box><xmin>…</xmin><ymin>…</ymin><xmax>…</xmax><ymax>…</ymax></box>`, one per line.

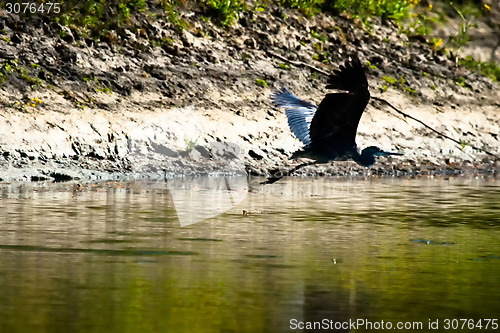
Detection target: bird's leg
<box><xmin>260</xmin><ymin>161</ymin><xmax>316</xmax><ymax>185</ymax></box>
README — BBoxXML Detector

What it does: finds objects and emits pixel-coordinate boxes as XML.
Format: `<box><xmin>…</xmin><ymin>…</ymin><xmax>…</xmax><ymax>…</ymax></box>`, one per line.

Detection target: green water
<box><xmin>0</xmin><ymin>176</ymin><xmax>499</xmax><ymax>332</ymax></box>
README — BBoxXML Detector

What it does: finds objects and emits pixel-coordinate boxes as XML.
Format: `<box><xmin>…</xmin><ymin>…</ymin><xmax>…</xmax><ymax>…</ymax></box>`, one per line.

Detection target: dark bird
<box><xmin>263</xmin><ymin>54</ymin><xmax>402</xmax><ymax>184</ymax></box>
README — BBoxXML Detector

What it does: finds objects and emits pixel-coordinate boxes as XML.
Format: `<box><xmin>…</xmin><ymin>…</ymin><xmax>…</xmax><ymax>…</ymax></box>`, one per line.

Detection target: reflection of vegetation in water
<box><xmin>0</xmin><ymin>179</ymin><xmax>499</xmax><ymax>331</ymax></box>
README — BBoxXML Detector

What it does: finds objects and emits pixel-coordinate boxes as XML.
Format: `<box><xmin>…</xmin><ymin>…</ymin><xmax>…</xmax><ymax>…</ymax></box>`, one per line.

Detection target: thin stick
<box><xmin>371</xmin><ymin>96</ymin><xmax>499</xmax><ymax>159</ymax></box>
<box><xmin>266</xmin><ymin>50</ymin><xmax>330</xmax><ymax>76</ymax></box>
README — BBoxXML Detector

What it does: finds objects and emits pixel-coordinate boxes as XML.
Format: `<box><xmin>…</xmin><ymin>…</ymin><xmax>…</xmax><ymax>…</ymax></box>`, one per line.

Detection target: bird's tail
<box><xmin>326</xmin><ymin>54</ymin><xmax>368</xmax><ymax>92</ymax></box>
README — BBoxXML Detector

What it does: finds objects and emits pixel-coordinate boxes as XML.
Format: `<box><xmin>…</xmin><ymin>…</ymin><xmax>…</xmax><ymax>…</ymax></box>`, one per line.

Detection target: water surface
<box><xmin>0</xmin><ymin>176</ymin><xmax>499</xmax><ymax>332</ymax></box>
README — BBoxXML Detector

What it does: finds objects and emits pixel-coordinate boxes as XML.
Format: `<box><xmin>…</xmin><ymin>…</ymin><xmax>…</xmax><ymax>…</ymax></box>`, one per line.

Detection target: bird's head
<box><xmin>359</xmin><ymin>146</ymin><xmax>403</xmax><ymax>166</ymax></box>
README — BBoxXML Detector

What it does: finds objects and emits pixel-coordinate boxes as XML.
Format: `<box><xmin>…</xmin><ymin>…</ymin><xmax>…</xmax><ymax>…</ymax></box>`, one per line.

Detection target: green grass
<box><xmin>365</xmin><ymin>60</ymin><xmax>378</xmax><ymax>70</ymax></box>
<box><xmin>160</xmin><ymin>0</ymin><xmax>188</xmax><ymax>30</ymax></box>
<box><xmin>184</xmin><ymin>136</ymin><xmax>199</xmax><ymax>153</ymax></box>
<box><xmin>48</xmin><ymin>0</ymin><xmax>149</xmax><ymax>41</ymax></box>
<box><xmin>255</xmin><ymin>79</ymin><xmax>268</xmax><ymax>88</ymax></box>
<box><xmin>325</xmin><ymin>0</ymin><xmax>419</xmax><ymax>21</ymax></box>
<box><xmin>459</xmin><ymin>56</ymin><xmax>500</xmax><ymax>83</ymax></box>
<box><xmin>454</xmin><ymin>76</ymin><xmax>467</xmax><ymax>87</ymax></box>
<box><xmin>279</xmin><ymin>0</ymin><xmax>423</xmax><ymax>21</ymax></box>
<box><xmin>34</xmin><ymin>0</ymin><xmax>430</xmax><ymax>38</ymax></box>
<box><xmin>280</xmin><ymin>0</ymin><xmax>323</xmax><ymax>16</ymax></box>
<box><xmin>382</xmin><ymin>76</ymin><xmax>398</xmax><ymax>85</ymax></box>
<box><xmin>278</xmin><ymin>63</ymin><xmax>291</xmax><ymax>70</ymax></box>
<box><xmin>0</xmin><ymin>59</ymin><xmax>44</xmax><ymax>88</ymax></box>
<box><xmin>201</xmin><ymin>0</ymin><xmax>246</xmax><ymax>26</ymax></box>
<box><xmin>13</xmin><ymin>0</ymin><xmax>485</xmax><ymax>41</ymax></box>
<box><xmin>0</xmin><ymin>60</ymin><xmax>17</xmax><ymax>85</ymax></box>
<box><xmin>380</xmin><ymin>75</ymin><xmax>417</xmax><ymax>94</ymax></box>
<box><xmin>310</xmin><ymin>29</ymin><xmax>327</xmax><ymax>42</ymax></box>
<box><xmin>4</xmin><ymin>0</ymin><xmax>497</xmax><ymax>89</ymax></box>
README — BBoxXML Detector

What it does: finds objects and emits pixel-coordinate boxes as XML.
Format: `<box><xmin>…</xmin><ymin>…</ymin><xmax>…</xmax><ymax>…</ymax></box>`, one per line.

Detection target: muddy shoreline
<box><xmin>0</xmin><ymin>5</ymin><xmax>499</xmax><ymax>182</ymax></box>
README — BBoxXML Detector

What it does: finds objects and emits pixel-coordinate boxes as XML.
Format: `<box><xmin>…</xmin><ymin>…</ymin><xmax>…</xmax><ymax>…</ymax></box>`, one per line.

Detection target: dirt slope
<box><xmin>0</xmin><ymin>5</ymin><xmax>499</xmax><ymax>182</ymax></box>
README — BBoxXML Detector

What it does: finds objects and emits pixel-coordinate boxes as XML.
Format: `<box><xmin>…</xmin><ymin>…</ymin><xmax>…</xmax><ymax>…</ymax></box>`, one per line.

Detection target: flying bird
<box><xmin>263</xmin><ymin>54</ymin><xmax>402</xmax><ymax>184</ymax></box>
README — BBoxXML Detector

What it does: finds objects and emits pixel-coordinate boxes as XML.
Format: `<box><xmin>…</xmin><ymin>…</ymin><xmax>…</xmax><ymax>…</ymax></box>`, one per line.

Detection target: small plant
<box><xmin>241</xmin><ymin>53</ymin><xmax>251</xmax><ymax>62</ymax></box>
<box><xmin>14</xmin><ymin>101</ymin><xmax>29</xmax><ymax>113</ymax></box>
<box><xmin>313</xmin><ymin>41</ymin><xmax>323</xmax><ymax>51</ymax></box>
<box><xmin>0</xmin><ymin>60</ymin><xmax>17</xmax><ymax>85</ymax></box>
<box><xmin>454</xmin><ymin>76</ymin><xmax>466</xmax><ymax>87</ymax></box>
<box><xmin>14</xmin><ymin>97</ymin><xmax>43</xmax><ymax>112</ymax></box>
<box><xmin>51</xmin><ymin>0</ymin><xmax>148</xmax><ymax>41</ymax></box>
<box><xmin>161</xmin><ymin>0</ymin><xmax>188</xmax><ymax>30</ymax></box>
<box><xmin>278</xmin><ymin>63</ymin><xmax>291</xmax><ymax>70</ymax></box>
<box><xmin>31</xmin><ymin>97</ymin><xmax>43</xmax><ymax>106</ymax></box>
<box><xmin>280</xmin><ymin>0</ymin><xmax>322</xmax><ymax>16</ymax></box>
<box><xmin>0</xmin><ymin>59</ymin><xmax>43</xmax><ymax>88</ymax></box>
<box><xmin>202</xmin><ymin>0</ymin><xmax>245</xmax><ymax>26</ymax></box>
<box><xmin>95</xmin><ymin>86</ymin><xmax>113</xmax><ymax>94</ymax></box>
<box><xmin>453</xmin><ymin>75</ymin><xmax>472</xmax><ymax>90</ymax></box>
<box><xmin>313</xmin><ymin>51</ymin><xmax>328</xmax><ymax>63</ymax></box>
<box><xmin>184</xmin><ymin>136</ymin><xmax>200</xmax><ymax>153</ymax></box>
<box><xmin>459</xmin><ymin>56</ymin><xmax>500</xmax><ymax>82</ymax></box>
<box><xmin>430</xmin><ymin>37</ymin><xmax>444</xmax><ymax>53</ymax></box>
<box><xmin>326</xmin><ymin>0</ymin><xmax>420</xmax><ymax>22</ymax></box>
<box><xmin>253</xmin><ymin>0</ymin><xmax>267</xmax><ymax>12</ymax></box>
<box><xmin>21</xmin><ymin>73</ymin><xmax>44</xmax><ymax>88</ymax></box>
<box><xmin>89</xmin><ymin>77</ymin><xmax>113</xmax><ymax>94</ymax></box>
<box><xmin>255</xmin><ymin>79</ymin><xmax>268</xmax><ymax>87</ymax></box>
<box><xmin>381</xmin><ymin>76</ymin><xmax>416</xmax><ymax>94</ymax></box>
<box><xmin>365</xmin><ymin>61</ymin><xmax>378</xmax><ymax>70</ymax></box>
<box><xmin>403</xmin><ymin>85</ymin><xmax>417</xmax><ymax>94</ymax></box>
<box><xmin>382</xmin><ymin>76</ymin><xmax>398</xmax><ymax>85</ymax></box>
<box><xmin>403</xmin><ymin>12</ymin><xmax>434</xmax><ymax>37</ymax></box>
<box><xmin>448</xmin><ymin>2</ymin><xmax>479</xmax><ymax>60</ymax></box>
<box><xmin>310</xmin><ymin>29</ymin><xmax>327</xmax><ymax>42</ymax></box>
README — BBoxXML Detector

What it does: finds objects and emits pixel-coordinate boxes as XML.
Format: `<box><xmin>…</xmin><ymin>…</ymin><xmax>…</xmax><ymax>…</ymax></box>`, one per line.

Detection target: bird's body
<box><xmin>264</xmin><ymin>55</ymin><xmax>402</xmax><ymax>184</ymax></box>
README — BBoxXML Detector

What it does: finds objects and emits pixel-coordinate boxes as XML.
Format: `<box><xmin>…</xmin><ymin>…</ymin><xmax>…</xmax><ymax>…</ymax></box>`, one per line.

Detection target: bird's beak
<box><xmin>377</xmin><ymin>150</ymin><xmax>404</xmax><ymax>156</ymax></box>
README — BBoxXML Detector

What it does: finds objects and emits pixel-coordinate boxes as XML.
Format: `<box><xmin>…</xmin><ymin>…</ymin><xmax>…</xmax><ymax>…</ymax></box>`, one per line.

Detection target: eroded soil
<box><xmin>0</xmin><ymin>5</ymin><xmax>499</xmax><ymax>182</ymax></box>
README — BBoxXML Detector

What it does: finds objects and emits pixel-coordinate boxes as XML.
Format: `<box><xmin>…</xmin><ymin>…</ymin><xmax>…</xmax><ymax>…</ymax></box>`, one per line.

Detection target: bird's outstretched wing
<box><xmin>309</xmin><ymin>55</ymin><xmax>370</xmax><ymax>149</ymax></box>
<box><xmin>326</xmin><ymin>55</ymin><xmax>368</xmax><ymax>92</ymax></box>
<box><xmin>271</xmin><ymin>87</ymin><xmax>317</xmax><ymax>146</ymax></box>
